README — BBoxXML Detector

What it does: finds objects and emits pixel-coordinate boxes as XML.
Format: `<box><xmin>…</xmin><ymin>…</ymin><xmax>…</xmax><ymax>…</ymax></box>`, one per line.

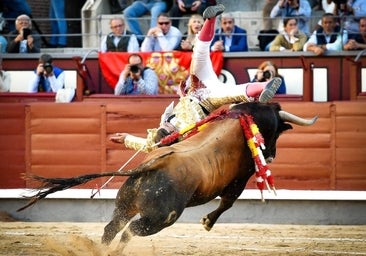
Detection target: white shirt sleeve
<box><xmin>48</xmin><ymin>71</ymin><xmax>65</xmax><ymax>92</ymax></box>
<box><xmin>128</xmin><ymin>34</ymin><xmax>140</xmax><ymax>52</ymax></box>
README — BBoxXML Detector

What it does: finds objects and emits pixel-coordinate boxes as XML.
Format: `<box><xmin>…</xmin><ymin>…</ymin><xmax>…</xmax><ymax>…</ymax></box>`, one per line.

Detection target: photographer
<box><xmin>252</xmin><ymin>61</ymin><xmax>286</xmax><ymax>94</ymax></box>
<box><xmin>6</xmin><ymin>14</ymin><xmax>41</xmax><ymax>53</ymax></box>
<box><xmin>114</xmin><ymin>53</ymin><xmax>159</xmax><ymax>95</ymax></box>
<box><xmin>28</xmin><ymin>54</ymin><xmax>65</xmax><ymax>92</ymax></box>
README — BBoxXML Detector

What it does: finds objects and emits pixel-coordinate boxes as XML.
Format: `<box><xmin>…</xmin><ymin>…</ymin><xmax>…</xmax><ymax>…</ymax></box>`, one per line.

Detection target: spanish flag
<box><xmin>98</xmin><ymin>51</ymin><xmax>223</xmax><ymax>94</ymax></box>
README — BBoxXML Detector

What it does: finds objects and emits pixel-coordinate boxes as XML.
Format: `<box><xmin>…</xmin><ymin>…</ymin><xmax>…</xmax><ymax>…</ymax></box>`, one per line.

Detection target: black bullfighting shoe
<box><xmin>203</xmin><ymin>4</ymin><xmax>225</xmax><ymax>19</ymax></box>
<box><xmin>258</xmin><ymin>77</ymin><xmax>282</xmax><ymax>103</ymax></box>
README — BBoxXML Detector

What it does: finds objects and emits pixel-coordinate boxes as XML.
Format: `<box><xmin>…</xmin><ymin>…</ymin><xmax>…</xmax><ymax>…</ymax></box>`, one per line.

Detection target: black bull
<box><xmin>18</xmin><ymin>102</ymin><xmax>317</xmax><ymax>251</ymax></box>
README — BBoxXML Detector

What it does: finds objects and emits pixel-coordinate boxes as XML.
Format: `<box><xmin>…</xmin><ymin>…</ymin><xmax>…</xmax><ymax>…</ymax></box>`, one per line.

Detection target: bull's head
<box><xmin>230</xmin><ymin>102</ymin><xmax>318</xmax><ymax>163</ymax></box>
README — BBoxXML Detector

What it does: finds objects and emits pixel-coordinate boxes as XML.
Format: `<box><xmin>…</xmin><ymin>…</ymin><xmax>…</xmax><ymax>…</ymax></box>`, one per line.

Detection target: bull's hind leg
<box><xmin>102</xmin><ymin>179</ymin><xmax>139</xmax><ymax>246</ymax></box>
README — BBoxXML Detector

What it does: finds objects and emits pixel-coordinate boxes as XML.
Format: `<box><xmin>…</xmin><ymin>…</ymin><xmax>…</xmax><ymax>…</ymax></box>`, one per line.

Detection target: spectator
<box><xmin>270</xmin><ymin>0</ymin><xmax>312</xmax><ymax>35</ymax></box>
<box><xmin>314</xmin><ymin>0</ymin><xmax>335</xmax><ymax>31</ymax></box>
<box><xmin>339</xmin><ymin>0</ymin><xmax>366</xmax><ymax>33</ymax></box>
<box><xmin>6</xmin><ymin>14</ymin><xmax>41</xmax><ymax>53</ymax></box>
<box><xmin>169</xmin><ymin>0</ymin><xmax>216</xmax><ymax>28</ymax></box>
<box><xmin>262</xmin><ymin>0</ymin><xmax>278</xmax><ymax>30</ymax></box>
<box><xmin>140</xmin><ymin>13</ymin><xmax>182</xmax><ymax>52</ymax></box>
<box><xmin>100</xmin><ymin>17</ymin><xmax>140</xmax><ymax>52</ymax></box>
<box><xmin>344</xmin><ymin>17</ymin><xmax>366</xmax><ymax>50</ymax></box>
<box><xmin>0</xmin><ymin>58</ymin><xmax>11</xmax><ymax>92</ymax></box>
<box><xmin>303</xmin><ymin>13</ymin><xmax>348</xmax><ymax>55</ymax></box>
<box><xmin>0</xmin><ymin>15</ymin><xmax>7</xmax><ymax>53</ymax></box>
<box><xmin>114</xmin><ymin>53</ymin><xmax>159</xmax><ymax>95</ymax></box>
<box><xmin>178</xmin><ymin>14</ymin><xmax>203</xmax><ymax>51</ymax></box>
<box><xmin>123</xmin><ymin>0</ymin><xmax>171</xmax><ymax>41</ymax></box>
<box><xmin>210</xmin><ymin>12</ymin><xmax>248</xmax><ymax>52</ymax></box>
<box><xmin>28</xmin><ymin>54</ymin><xmax>65</xmax><ymax>93</ymax></box>
<box><xmin>270</xmin><ymin>17</ymin><xmax>308</xmax><ymax>51</ymax></box>
<box><xmin>49</xmin><ymin>0</ymin><xmax>67</xmax><ymax>48</ymax></box>
<box><xmin>1</xmin><ymin>0</ymin><xmax>32</xmax><ymax>32</ymax></box>
<box><xmin>252</xmin><ymin>61</ymin><xmax>287</xmax><ymax>94</ymax></box>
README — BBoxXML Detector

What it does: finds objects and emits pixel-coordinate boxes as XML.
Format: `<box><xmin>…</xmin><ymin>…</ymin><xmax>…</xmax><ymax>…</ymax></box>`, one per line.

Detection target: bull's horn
<box><xmin>279</xmin><ymin>110</ymin><xmax>318</xmax><ymax>126</ymax></box>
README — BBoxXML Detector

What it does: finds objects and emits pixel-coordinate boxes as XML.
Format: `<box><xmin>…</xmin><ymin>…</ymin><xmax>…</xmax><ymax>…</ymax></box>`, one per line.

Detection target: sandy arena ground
<box><xmin>1</xmin><ymin>211</ymin><xmax>366</xmax><ymax>256</ymax></box>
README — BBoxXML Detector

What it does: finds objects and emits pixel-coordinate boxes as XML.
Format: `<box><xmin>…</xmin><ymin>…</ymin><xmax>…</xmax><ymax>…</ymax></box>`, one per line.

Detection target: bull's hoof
<box><xmin>200</xmin><ymin>216</ymin><xmax>212</xmax><ymax>231</ymax></box>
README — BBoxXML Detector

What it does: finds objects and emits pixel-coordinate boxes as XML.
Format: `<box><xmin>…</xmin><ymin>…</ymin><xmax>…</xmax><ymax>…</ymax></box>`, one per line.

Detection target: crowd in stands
<box><xmin>0</xmin><ymin>0</ymin><xmax>366</xmax><ymax>96</ymax></box>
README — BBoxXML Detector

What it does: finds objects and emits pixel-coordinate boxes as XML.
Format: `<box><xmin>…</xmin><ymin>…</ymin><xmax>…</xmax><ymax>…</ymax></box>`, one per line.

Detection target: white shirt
<box><xmin>140</xmin><ymin>26</ymin><xmax>182</xmax><ymax>52</ymax></box>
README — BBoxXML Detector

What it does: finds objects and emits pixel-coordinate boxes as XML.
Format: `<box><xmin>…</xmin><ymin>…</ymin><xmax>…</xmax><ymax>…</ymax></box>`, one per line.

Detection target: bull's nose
<box><xmin>266</xmin><ymin>156</ymin><xmax>274</xmax><ymax>163</ymax></box>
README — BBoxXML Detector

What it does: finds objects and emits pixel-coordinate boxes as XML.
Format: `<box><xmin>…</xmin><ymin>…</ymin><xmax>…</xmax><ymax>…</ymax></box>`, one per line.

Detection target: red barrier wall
<box><xmin>0</xmin><ymin>99</ymin><xmax>365</xmax><ymax>191</ymax></box>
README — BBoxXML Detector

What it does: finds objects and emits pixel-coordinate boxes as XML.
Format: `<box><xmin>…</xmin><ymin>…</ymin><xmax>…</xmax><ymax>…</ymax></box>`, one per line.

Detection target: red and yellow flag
<box><xmin>98</xmin><ymin>51</ymin><xmax>223</xmax><ymax>94</ymax></box>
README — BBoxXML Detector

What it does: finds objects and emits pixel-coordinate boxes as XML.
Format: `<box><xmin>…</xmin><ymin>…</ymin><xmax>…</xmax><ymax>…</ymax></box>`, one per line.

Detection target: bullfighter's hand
<box><xmin>110</xmin><ymin>133</ymin><xmax>128</xmax><ymax>144</ymax></box>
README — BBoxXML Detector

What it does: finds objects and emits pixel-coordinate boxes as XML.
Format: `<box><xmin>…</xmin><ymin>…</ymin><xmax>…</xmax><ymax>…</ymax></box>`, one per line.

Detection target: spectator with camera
<box><xmin>252</xmin><ymin>61</ymin><xmax>286</xmax><ymax>94</ymax></box>
<box><xmin>6</xmin><ymin>14</ymin><xmax>41</xmax><ymax>53</ymax></box>
<box><xmin>28</xmin><ymin>54</ymin><xmax>65</xmax><ymax>93</ymax></box>
<box><xmin>114</xmin><ymin>53</ymin><xmax>159</xmax><ymax>95</ymax></box>
<box><xmin>210</xmin><ymin>12</ymin><xmax>248</xmax><ymax>52</ymax></box>
<box><xmin>140</xmin><ymin>13</ymin><xmax>182</xmax><ymax>52</ymax></box>
<box><xmin>169</xmin><ymin>0</ymin><xmax>216</xmax><ymax>28</ymax></box>
<box><xmin>100</xmin><ymin>17</ymin><xmax>140</xmax><ymax>53</ymax></box>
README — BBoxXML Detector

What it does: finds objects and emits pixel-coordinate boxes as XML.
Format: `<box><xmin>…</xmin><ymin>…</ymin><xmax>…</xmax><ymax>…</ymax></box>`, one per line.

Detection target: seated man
<box><xmin>140</xmin><ymin>13</ymin><xmax>182</xmax><ymax>52</ymax></box>
<box><xmin>210</xmin><ymin>12</ymin><xmax>248</xmax><ymax>52</ymax></box>
<box><xmin>6</xmin><ymin>14</ymin><xmax>41</xmax><ymax>53</ymax></box>
<box><xmin>100</xmin><ymin>17</ymin><xmax>140</xmax><ymax>53</ymax></box>
<box><xmin>303</xmin><ymin>13</ymin><xmax>348</xmax><ymax>56</ymax></box>
<box><xmin>114</xmin><ymin>53</ymin><xmax>159</xmax><ymax>95</ymax></box>
<box><xmin>111</xmin><ymin>4</ymin><xmax>282</xmax><ymax>152</ymax></box>
<box><xmin>28</xmin><ymin>54</ymin><xmax>65</xmax><ymax>92</ymax></box>
<box><xmin>344</xmin><ymin>17</ymin><xmax>366</xmax><ymax>51</ymax></box>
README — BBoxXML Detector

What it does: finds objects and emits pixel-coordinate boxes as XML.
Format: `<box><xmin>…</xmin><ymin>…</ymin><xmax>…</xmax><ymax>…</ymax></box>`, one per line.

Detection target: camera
<box><xmin>130</xmin><ymin>65</ymin><xmax>140</xmax><ymax>74</ymax></box>
<box><xmin>23</xmin><ymin>28</ymin><xmax>31</xmax><ymax>38</ymax></box>
<box><xmin>43</xmin><ymin>62</ymin><xmax>53</xmax><ymax>74</ymax></box>
<box><xmin>263</xmin><ymin>70</ymin><xmax>272</xmax><ymax>80</ymax></box>
<box><xmin>185</xmin><ymin>3</ymin><xmax>192</xmax><ymax>9</ymax></box>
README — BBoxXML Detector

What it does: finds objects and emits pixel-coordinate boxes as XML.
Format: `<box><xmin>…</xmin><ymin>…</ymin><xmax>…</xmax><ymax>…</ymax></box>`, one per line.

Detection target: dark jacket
<box><xmin>6</xmin><ymin>30</ymin><xmax>41</xmax><ymax>53</ymax></box>
<box><xmin>211</xmin><ymin>25</ymin><xmax>248</xmax><ymax>52</ymax></box>
<box><xmin>106</xmin><ymin>31</ymin><xmax>132</xmax><ymax>52</ymax></box>
<box><xmin>315</xmin><ymin>25</ymin><xmax>341</xmax><ymax>45</ymax></box>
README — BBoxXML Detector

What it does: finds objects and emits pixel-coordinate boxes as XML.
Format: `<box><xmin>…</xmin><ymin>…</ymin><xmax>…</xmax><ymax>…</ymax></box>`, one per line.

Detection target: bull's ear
<box><xmin>281</xmin><ymin>123</ymin><xmax>293</xmax><ymax>132</ymax></box>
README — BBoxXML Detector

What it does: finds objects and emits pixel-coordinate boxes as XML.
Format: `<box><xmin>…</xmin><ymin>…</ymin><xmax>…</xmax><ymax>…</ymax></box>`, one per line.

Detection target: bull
<box><xmin>18</xmin><ymin>102</ymin><xmax>317</xmax><ymax>254</ymax></box>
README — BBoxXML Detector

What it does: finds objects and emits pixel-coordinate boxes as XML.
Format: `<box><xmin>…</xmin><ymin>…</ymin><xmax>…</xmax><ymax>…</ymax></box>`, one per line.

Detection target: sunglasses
<box><xmin>111</xmin><ymin>24</ymin><xmax>123</xmax><ymax>29</ymax></box>
<box><xmin>158</xmin><ymin>22</ymin><xmax>170</xmax><ymax>26</ymax></box>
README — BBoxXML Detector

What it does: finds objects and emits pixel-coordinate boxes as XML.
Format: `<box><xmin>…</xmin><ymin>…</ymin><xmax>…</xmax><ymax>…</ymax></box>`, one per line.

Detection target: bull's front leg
<box><xmin>200</xmin><ymin>195</ymin><xmax>237</xmax><ymax>231</ymax></box>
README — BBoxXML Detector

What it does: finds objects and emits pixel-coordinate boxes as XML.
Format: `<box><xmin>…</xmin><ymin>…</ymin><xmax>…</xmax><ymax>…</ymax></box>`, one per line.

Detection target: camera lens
<box><xmin>130</xmin><ymin>65</ymin><xmax>140</xmax><ymax>74</ymax></box>
<box><xmin>43</xmin><ymin>63</ymin><xmax>53</xmax><ymax>74</ymax></box>
<box><xmin>263</xmin><ymin>70</ymin><xmax>272</xmax><ymax>80</ymax></box>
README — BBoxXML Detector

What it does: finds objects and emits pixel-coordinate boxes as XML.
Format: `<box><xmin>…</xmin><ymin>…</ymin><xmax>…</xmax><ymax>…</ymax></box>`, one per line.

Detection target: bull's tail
<box><xmin>17</xmin><ymin>170</ymin><xmax>136</xmax><ymax>212</ymax></box>
<box><xmin>17</xmin><ymin>151</ymin><xmax>174</xmax><ymax>212</ymax></box>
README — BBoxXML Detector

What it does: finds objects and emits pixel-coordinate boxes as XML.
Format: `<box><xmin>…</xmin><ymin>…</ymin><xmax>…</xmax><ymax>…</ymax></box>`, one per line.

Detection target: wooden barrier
<box><xmin>0</xmin><ymin>99</ymin><xmax>365</xmax><ymax>191</ymax></box>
